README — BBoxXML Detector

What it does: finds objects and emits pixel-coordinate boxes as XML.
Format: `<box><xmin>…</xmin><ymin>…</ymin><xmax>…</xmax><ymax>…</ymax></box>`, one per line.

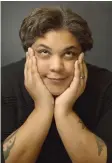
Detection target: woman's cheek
<box><xmin>66</xmin><ymin>62</ymin><xmax>75</xmax><ymax>76</ymax></box>
<box><xmin>36</xmin><ymin>58</ymin><xmax>49</xmax><ymax>76</ymax></box>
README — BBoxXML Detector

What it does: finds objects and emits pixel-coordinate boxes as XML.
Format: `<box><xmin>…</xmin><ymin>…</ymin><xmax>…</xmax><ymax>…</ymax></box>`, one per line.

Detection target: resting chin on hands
<box><xmin>26</xmin><ymin>47</ymin><xmax>87</xmax><ymax>117</ymax></box>
<box><xmin>54</xmin><ymin>52</ymin><xmax>88</xmax><ymax>117</ymax></box>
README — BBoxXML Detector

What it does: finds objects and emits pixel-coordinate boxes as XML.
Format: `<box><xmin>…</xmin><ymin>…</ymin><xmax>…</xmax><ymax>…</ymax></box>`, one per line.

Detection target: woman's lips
<box><xmin>47</xmin><ymin>77</ymin><xmax>66</xmax><ymax>83</ymax></box>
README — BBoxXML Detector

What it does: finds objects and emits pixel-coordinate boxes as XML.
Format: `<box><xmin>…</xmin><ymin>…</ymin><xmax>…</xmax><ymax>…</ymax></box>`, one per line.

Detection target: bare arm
<box><xmin>3</xmin><ymin>108</ymin><xmax>53</xmax><ymax>163</ymax></box>
<box><xmin>55</xmin><ymin>111</ymin><xmax>107</xmax><ymax>163</ymax></box>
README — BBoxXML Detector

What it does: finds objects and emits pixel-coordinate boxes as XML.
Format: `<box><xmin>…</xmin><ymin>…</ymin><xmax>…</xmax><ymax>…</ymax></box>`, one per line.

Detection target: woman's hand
<box><xmin>24</xmin><ymin>47</ymin><xmax>54</xmax><ymax>111</ymax></box>
<box><xmin>55</xmin><ymin>53</ymin><xmax>88</xmax><ymax>115</ymax></box>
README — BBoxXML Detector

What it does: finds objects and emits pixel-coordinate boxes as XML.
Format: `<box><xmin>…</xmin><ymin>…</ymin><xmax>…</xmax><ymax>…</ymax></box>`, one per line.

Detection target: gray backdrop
<box><xmin>1</xmin><ymin>1</ymin><xmax>112</xmax><ymax>71</ymax></box>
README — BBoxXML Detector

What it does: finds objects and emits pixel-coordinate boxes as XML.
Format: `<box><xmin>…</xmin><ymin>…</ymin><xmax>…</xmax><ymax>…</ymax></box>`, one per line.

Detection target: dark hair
<box><xmin>19</xmin><ymin>6</ymin><xmax>93</xmax><ymax>52</ymax></box>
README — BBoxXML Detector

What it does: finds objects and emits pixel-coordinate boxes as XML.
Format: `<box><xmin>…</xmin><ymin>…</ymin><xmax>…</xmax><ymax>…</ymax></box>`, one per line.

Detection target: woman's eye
<box><xmin>39</xmin><ymin>49</ymin><xmax>49</xmax><ymax>55</ymax></box>
<box><xmin>64</xmin><ymin>52</ymin><xmax>75</xmax><ymax>57</ymax></box>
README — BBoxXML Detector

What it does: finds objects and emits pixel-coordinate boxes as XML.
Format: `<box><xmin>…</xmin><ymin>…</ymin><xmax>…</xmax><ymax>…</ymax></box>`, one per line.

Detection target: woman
<box><xmin>2</xmin><ymin>6</ymin><xmax>112</xmax><ymax>163</ymax></box>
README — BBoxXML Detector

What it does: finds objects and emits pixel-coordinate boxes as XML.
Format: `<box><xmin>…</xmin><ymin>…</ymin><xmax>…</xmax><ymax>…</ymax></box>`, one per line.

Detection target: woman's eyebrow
<box><xmin>36</xmin><ymin>44</ymin><xmax>52</xmax><ymax>50</ymax></box>
<box><xmin>36</xmin><ymin>44</ymin><xmax>79</xmax><ymax>51</ymax></box>
<box><xmin>63</xmin><ymin>46</ymin><xmax>78</xmax><ymax>51</ymax></box>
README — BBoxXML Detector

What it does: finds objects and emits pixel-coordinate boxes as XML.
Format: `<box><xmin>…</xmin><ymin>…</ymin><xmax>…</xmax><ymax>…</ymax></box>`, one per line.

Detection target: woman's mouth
<box><xmin>47</xmin><ymin>77</ymin><xmax>66</xmax><ymax>83</ymax></box>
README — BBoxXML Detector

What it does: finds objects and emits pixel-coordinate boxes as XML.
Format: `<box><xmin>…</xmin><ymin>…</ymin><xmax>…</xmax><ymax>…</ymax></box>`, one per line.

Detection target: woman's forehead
<box><xmin>33</xmin><ymin>29</ymin><xmax>81</xmax><ymax>51</ymax></box>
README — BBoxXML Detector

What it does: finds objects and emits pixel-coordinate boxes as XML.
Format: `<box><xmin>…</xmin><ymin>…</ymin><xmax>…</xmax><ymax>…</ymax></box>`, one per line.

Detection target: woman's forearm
<box><xmin>55</xmin><ymin>110</ymin><xmax>107</xmax><ymax>163</ymax></box>
<box><xmin>3</xmin><ymin>108</ymin><xmax>53</xmax><ymax>163</ymax></box>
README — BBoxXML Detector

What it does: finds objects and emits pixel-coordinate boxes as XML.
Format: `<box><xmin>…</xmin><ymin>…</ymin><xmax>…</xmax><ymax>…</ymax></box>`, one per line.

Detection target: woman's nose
<box><xmin>49</xmin><ymin>56</ymin><xmax>64</xmax><ymax>72</ymax></box>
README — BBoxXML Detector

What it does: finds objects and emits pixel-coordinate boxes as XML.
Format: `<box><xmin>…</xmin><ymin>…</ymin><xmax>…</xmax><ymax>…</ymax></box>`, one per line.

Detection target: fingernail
<box><xmin>81</xmin><ymin>52</ymin><xmax>84</xmax><ymax>57</ymax></box>
<box><xmin>26</xmin><ymin>52</ymin><xmax>28</xmax><ymax>55</ymax></box>
<box><xmin>26</xmin><ymin>52</ymin><xmax>28</xmax><ymax>58</ymax></box>
<box><xmin>81</xmin><ymin>53</ymin><xmax>84</xmax><ymax>63</ymax></box>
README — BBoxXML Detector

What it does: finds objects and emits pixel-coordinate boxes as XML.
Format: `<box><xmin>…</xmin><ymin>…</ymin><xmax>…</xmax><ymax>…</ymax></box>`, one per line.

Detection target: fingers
<box><xmin>28</xmin><ymin>48</ymin><xmax>36</xmax><ymax>75</ymax></box>
<box><xmin>27</xmin><ymin>49</ymin><xmax>32</xmax><ymax>81</ymax></box>
<box><xmin>78</xmin><ymin>52</ymin><xmax>84</xmax><ymax>77</ymax></box>
<box><xmin>29</xmin><ymin>48</ymin><xmax>41</xmax><ymax>80</ymax></box>
<box><xmin>83</xmin><ymin>61</ymin><xmax>88</xmax><ymax>83</ymax></box>
<box><xmin>78</xmin><ymin>52</ymin><xmax>84</xmax><ymax>88</ymax></box>
<box><xmin>24</xmin><ymin>48</ymin><xmax>35</xmax><ymax>86</ymax></box>
<box><xmin>79</xmin><ymin>53</ymin><xmax>88</xmax><ymax>89</ymax></box>
<box><xmin>74</xmin><ymin>60</ymin><xmax>80</xmax><ymax>81</ymax></box>
<box><xmin>24</xmin><ymin>47</ymin><xmax>42</xmax><ymax>84</ymax></box>
<box><xmin>79</xmin><ymin>52</ymin><xmax>88</xmax><ymax>83</ymax></box>
<box><xmin>24</xmin><ymin>52</ymin><xmax>28</xmax><ymax>81</ymax></box>
<box><xmin>70</xmin><ymin>60</ymin><xmax>80</xmax><ymax>92</ymax></box>
<box><xmin>72</xmin><ymin>52</ymin><xmax>88</xmax><ymax>94</ymax></box>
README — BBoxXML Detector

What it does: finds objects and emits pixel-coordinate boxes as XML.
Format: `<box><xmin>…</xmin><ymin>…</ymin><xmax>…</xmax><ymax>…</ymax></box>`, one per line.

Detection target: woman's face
<box><xmin>32</xmin><ymin>29</ymin><xmax>82</xmax><ymax>96</ymax></box>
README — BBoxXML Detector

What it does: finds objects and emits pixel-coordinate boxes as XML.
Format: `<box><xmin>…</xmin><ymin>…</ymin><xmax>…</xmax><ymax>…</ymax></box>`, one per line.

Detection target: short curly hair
<box><xmin>19</xmin><ymin>6</ymin><xmax>93</xmax><ymax>52</ymax></box>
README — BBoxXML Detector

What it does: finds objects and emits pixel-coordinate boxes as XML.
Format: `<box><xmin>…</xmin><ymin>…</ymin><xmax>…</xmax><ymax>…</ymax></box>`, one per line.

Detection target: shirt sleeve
<box><xmin>1</xmin><ymin>66</ymin><xmax>17</xmax><ymax>142</ymax></box>
<box><xmin>94</xmin><ymin>82</ymin><xmax>112</xmax><ymax>163</ymax></box>
<box><xmin>1</xmin><ymin>95</ymin><xmax>17</xmax><ymax>142</ymax></box>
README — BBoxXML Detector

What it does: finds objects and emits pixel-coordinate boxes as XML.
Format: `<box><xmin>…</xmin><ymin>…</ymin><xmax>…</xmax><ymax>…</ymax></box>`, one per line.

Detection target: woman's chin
<box><xmin>43</xmin><ymin>77</ymin><xmax>72</xmax><ymax>97</ymax></box>
<box><xmin>51</xmin><ymin>91</ymin><xmax>62</xmax><ymax>97</ymax></box>
<box><xmin>49</xmin><ymin>87</ymin><xmax>67</xmax><ymax>97</ymax></box>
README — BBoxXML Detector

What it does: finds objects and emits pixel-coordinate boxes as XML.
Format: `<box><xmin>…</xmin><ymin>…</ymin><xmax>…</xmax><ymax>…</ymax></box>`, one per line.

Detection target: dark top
<box><xmin>1</xmin><ymin>58</ymin><xmax>112</xmax><ymax>163</ymax></box>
